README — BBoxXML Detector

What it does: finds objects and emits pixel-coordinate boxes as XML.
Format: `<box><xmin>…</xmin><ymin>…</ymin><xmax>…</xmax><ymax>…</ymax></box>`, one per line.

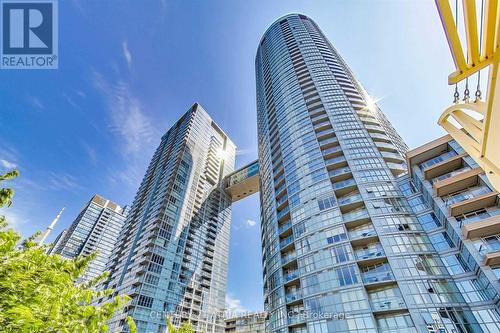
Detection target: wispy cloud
<box><xmin>122</xmin><ymin>41</ymin><xmax>132</xmax><ymax>67</ymax></box>
<box><xmin>28</xmin><ymin>96</ymin><xmax>44</xmax><ymax>111</ymax></box>
<box><xmin>47</xmin><ymin>172</ymin><xmax>83</xmax><ymax>192</ymax></box>
<box><xmin>92</xmin><ymin>70</ymin><xmax>155</xmax><ymax>156</ymax></box>
<box><xmin>0</xmin><ymin>159</ymin><xmax>17</xmax><ymax>170</ymax></box>
<box><xmin>81</xmin><ymin>142</ymin><xmax>98</xmax><ymax>166</ymax></box>
<box><xmin>225</xmin><ymin>293</ymin><xmax>248</xmax><ymax>314</ymax></box>
<box><xmin>245</xmin><ymin>219</ymin><xmax>257</xmax><ymax>228</ymax></box>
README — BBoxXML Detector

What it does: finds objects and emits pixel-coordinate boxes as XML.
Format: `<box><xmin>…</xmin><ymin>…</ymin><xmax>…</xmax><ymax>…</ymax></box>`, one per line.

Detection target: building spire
<box><xmin>39</xmin><ymin>207</ymin><xmax>65</xmax><ymax>245</ymax></box>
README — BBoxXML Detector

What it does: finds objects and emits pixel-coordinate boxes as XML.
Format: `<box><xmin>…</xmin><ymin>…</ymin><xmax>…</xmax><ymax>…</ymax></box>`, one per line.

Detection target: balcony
<box><xmin>332</xmin><ymin>178</ymin><xmax>357</xmax><ymax>196</ymax></box>
<box><xmin>431</xmin><ymin>166</ymin><xmax>472</xmax><ymax>184</ymax></box>
<box><xmin>375</xmin><ymin>141</ymin><xmax>398</xmax><ymax>152</ymax></box>
<box><xmin>338</xmin><ymin>192</ymin><xmax>364</xmax><ymax>212</ymax></box>
<box><xmin>281</xmin><ymin>251</ymin><xmax>297</xmax><ymax>266</ymax></box>
<box><xmin>424</xmin><ymin>153</ymin><xmax>467</xmax><ymax>180</ymax></box>
<box><xmin>288</xmin><ymin>315</ymin><xmax>306</xmax><ymax>326</ymax></box>
<box><xmin>285</xmin><ymin>290</ymin><xmax>303</xmax><ymax>304</ymax></box>
<box><xmin>278</xmin><ymin>220</ymin><xmax>293</xmax><ymax>236</ymax></box>
<box><xmin>318</xmin><ymin>136</ymin><xmax>339</xmax><ymax>148</ymax></box>
<box><xmin>462</xmin><ymin>214</ymin><xmax>500</xmax><ymax>239</ymax></box>
<box><xmin>365</xmin><ymin>124</ymin><xmax>385</xmax><ymax>134</ymax></box>
<box><xmin>370</xmin><ymin>132</ymin><xmax>392</xmax><ymax>143</ymax></box>
<box><xmin>329</xmin><ymin>167</ymin><xmax>352</xmax><ymax>182</ymax></box>
<box><xmin>444</xmin><ymin>185</ymin><xmax>496</xmax><ymax>212</ymax></box>
<box><xmin>314</xmin><ymin>121</ymin><xmax>332</xmax><ymax>132</ymax></box>
<box><xmin>321</xmin><ymin>146</ymin><xmax>342</xmax><ymax>158</ymax></box>
<box><xmin>361</xmin><ymin>262</ymin><xmax>394</xmax><ymax>286</ymax></box>
<box><xmin>280</xmin><ymin>235</ymin><xmax>294</xmax><ymax>250</ymax></box>
<box><xmin>277</xmin><ymin>206</ymin><xmax>290</xmax><ymax>223</ymax></box>
<box><xmin>277</xmin><ymin>194</ymin><xmax>288</xmax><ymax>210</ymax></box>
<box><xmin>343</xmin><ymin>208</ymin><xmax>370</xmax><ymax>227</ymax></box>
<box><xmin>387</xmin><ymin>162</ymin><xmax>407</xmax><ymax>176</ymax></box>
<box><xmin>348</xmin><ymin>223</ymin><xmax>376</xmax><ymax>240</ymax></box>
<box><xmin>420</xmin><ymin>151</ymin><xmax>458</xmax><ymax>170</ymax></box>
<box><xmin>316</xmin><ymin>128</ymin><xmax>335</xmax><ymax>140</ymax></box>
<box><xmin>283</xmin><ymin>270</ymin><xmax>300</xmax><ymax>284</ymax></box>
<box><xmin>354</xmin><ymin>243</ymin><xmax>385</xmax><ymax>265</ymax></box>
<box><xmin>370</xmin><ymin>298</ymin><xmax>406</xmax><ymax>313</ymax></box>
<box><xmin>325</xmin><ymin>155</ymin><xmax>347</xmax><ymax>169</ymax></box>
<box><xmin>381</xmin><ymin>151</ymin><xmax>405</xmax><ymax>164</ymax></box>
<box><xmin>433</xmin><ymin>168</ymin><xmax>483</xmax><ymax>196</ymax></box>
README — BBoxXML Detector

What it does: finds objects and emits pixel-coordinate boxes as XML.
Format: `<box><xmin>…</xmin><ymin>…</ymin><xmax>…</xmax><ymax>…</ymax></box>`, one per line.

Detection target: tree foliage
<box><xmin>166</xmin><ymin>318</ymin><xmax>195</xmax><ymax>333</ymax></box>
<box><xmin>0</xmin><ymin>170</ymin><xmax>130</xmax><ymax>332</ymax></box>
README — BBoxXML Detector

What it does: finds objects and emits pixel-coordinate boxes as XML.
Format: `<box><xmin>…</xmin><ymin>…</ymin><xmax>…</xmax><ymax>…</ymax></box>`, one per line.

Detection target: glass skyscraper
<box><xmin>104</xmin><ymin>103</ymin><xmax>236</xmax><ymax>333</ymax></box>
<box><xmin>255</xmin><ymin>14</ymin><xmax>500</xmax><ymax>333</ymax></box>
<box><xmin>50</xmin><ymin>194</ymin><xmax>128</xmax><ymax>283</ymax></box>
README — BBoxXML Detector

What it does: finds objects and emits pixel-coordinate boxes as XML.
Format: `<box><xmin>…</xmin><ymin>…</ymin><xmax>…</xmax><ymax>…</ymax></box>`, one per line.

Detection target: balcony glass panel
<box><xmin>443</xmin><ymin>186</ymin><xmax>491</xmax><ymax>206</ymax></box>
<box><xmin>420</xmin><ymin>151</ymin><xmax>457</xmax><ymax>170</ymax></box>
<box><xmin>361</xmin><ymin>262</ymin><xmax>393</xmax><ymax>284</ymax></box>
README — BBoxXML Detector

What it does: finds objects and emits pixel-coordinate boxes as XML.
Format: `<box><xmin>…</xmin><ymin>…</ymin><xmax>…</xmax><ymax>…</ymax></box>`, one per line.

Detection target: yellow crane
<box><xmin>435</xmin><ymin>0</ymin><xmax>500</xmax><ymax>191</ymax></box>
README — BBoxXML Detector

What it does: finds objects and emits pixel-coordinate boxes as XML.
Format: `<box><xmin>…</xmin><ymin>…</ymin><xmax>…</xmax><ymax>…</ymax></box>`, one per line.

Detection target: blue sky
<box><xmin>0</xmin><ymin>0</ymin><xmax>455</xmax><ymax>312</ymax></box>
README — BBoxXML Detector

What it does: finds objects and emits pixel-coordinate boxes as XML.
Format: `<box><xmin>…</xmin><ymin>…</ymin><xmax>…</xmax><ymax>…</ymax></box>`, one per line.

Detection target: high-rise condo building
<box><xmin>104</xmin><ymin>103</ymin><xmax>236</xmax><ymax>333</ymax></box>
<box><xmin>225</xmin><ymin>312</ymin><xmax>267</xmax><ymax>333</ymax></box>
<box><xmin>50</xmin><ymin>194</ymin><xmax>128</xmax><ymax>283</ymax></box>
<box><xmin>255</xmin><ymin>14</ymin><xmax>500</xmax><ymax>333</ymax></box>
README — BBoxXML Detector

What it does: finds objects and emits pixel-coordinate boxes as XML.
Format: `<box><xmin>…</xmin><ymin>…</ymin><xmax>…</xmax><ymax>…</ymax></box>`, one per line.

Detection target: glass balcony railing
<box><xmin>444</xmin><ymin>186</ymin><xmax>491</xmax><ymax>206</ymax></box>
<box><xmin>322</xmin><ymin>146</ymin><xmax>342</xmax><ymax>156</ymax></box>
<box><xmin>277</xmin><ymin>206</ymin><xmax>290</xmax><ymax>221</ymax></box>
<box><xmin>370</xmin><ymin>298</ymin><xmax>406</xmax><ymax>311</ymax></box>
<box><xmin>420</xmin><ymin>151</ymin><xmax>458</xmax><ymax>170</ymax></box>
<box><xmin>318</xmin><ymin>137</ymin><xmax>338</xmax><ymax>146</ymax></box>
<box><xmin>349</xmin><ymin>226</ymin><xmax>376</xmax><ymax>240</ymax></box>
<box><xmin>329</xmin><ymin>167</ymin><xmax>351</xmax><ymax>178</ymax></box>
<box><xmin>278</xmin><ymin>220</ymin><xmax>292</xmax><ymax>234</ymax></box>
<box><xmin>283</xmin><ymin>270</ymin><xmax>299</xmax><ymax>282</ymax></box>
<box><xmin>288</xmin><ymin>315</ymin><xmax>305</xmax><ymax>325</ymax></box>
<box><xmin>281</xmin><ymin>252</ymin><xmax>296</xmax><ymax>265</ymax></box>
<box><xmin>456</xmin><ymin>208</ymin><xmax>500</xmax><ymax>225</ymax></box>
<box><xmin>325</xmin><ymin>156</ymin><xmax>346</xmax><ymax>166</ymax></box>
<box><xmin>343</xmin><ymin>208</ymin><xmax>369</xmax><ymax>223</ymax></box>
<box><xmin>432</xmin><ymin>167</ymin><xmax>471</xmax><ymax>184</ymax></box>
<box><xmin>355</xmin><ymin>245</ymin><xmax>384</xmax><ymax>260</ymax></box>
<box><xmin>277</xmin><ymin>194</ymin><xmax>288</xmax><ymax>207</ymax></box>
<box><xmin>316</xmin><ymin>128</ymin><xmax>335</xmax><ymax>138</ymax></box>
<box><xmin>280</xmin><ymin>235</ymin><xmax>294</xmax><ymax>249</ymax></box>
<box><xmin>285</xmin><ymin>290</ymin><xmax>302</xmax><ymax>303</ymax></box>
<box><xmin>338</xmin><ymin>193</ymin><xmax>363</xmax><ymax>206</ymax></box>
<box><xmin>362</xmin><ymin>263</ymin><xmax>394</xmax><ymax>284</ymax></box>
<box><xmin>333</xmin><ymin>178</ymin><xmax>356</xmax><ymax>190</ymax></box>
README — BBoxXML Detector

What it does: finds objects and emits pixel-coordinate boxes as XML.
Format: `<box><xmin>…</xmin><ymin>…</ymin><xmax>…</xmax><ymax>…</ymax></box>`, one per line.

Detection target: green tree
<box><xmin>166</xmin><ymin>318</ymin><xmax>195</xmax><ymax>333</ymax></box>
<box><xmin>0</xmin><ymin>170</ymin><xmax>132</xmax><ymax>332</ymax></box>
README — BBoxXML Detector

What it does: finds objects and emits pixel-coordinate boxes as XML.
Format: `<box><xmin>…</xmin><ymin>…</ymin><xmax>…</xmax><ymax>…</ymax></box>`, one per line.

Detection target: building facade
<box><xmin>225</xmin><ymin>313</ymin><xmax>267</xmax><ymax>333</ymax></box>
<box><xmin>255</xmin><ymin>13</ymin><xmax>500</xmax><ymax>333</ymax></box>
<box><xmin>50</xmin><ymin>194</ymin><xmax>128</xmax><ymax>283</ymax></box>
<box><xmin>104</xmin><ymin>103</ymin><xmax>236</xmax><ymax>333</ymax></box>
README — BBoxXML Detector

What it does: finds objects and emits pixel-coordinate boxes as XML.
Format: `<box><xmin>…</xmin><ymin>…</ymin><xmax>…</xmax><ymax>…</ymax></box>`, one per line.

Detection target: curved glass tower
<box><xmin>255</xmin><ymin>14</ymin><xmax>500</xmax><ymax>333</ymax></box>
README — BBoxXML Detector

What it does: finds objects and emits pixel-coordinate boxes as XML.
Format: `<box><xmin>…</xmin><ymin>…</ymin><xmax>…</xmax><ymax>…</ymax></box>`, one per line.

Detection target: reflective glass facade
<box><xmin>255</xmin><ymin>14</ymin><xmax>500</xmax><ymax>333</ymax></box>
<box><xmin>50</xmin><ymin>194</ymin><xmax>128</xmax><ymax>283</ymax></box>
<box><xmin>104</xmin><ymin>103</ymin><xmax>236</xmax><ymax>333</ymax></box>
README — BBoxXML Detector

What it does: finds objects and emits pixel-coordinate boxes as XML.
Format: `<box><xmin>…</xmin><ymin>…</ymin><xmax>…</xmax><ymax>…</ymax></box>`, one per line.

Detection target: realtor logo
<box><xmin>1</xmin><ymin>0</ymin><xmax>58</xmax><ymax>69</ymax></box>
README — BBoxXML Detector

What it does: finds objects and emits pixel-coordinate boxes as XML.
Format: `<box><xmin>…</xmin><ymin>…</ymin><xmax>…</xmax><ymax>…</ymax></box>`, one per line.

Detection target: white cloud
<box><xmin>122</xmin><ymin>41</ymin><xmax>132</xmax><ymax>67</ymax></box>
<box><xmin>0</xmin><ymin>159</ymin><xmax>17</xmax><ymax>170</ymax></box>
<box><xmin>246</xmin><ymin>219</ymin><xmax>257</xmax><ymax>228</ymax></box>
<box><xmin>92</xmin><ymin>70</ymin><xmax>156</xmax><ymax>156</ymax></box>
<box><xmin>236</xmin><ymin>147</ymin><xmax>257</xmax><ymax>156</ymax></box>
<box><xmin>225</xmin><ymin>293</ymin><xmax>248</xmax><ymax>314</ymax></box>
